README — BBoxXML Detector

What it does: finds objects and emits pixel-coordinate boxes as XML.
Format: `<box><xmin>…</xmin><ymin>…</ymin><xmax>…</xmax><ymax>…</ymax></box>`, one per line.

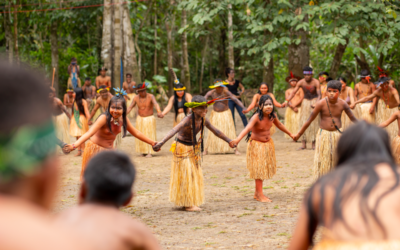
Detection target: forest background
<box><xmin>0</xmin><ymin>0</ymin><xmax>399</xmax><ymax>103</ymax></box>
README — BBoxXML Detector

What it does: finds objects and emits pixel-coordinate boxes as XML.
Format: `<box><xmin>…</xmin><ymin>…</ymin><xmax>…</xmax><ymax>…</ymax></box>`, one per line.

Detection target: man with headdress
<box><xmin>63</xmin><ymin>88</ymin><xmax>75</xmax><ymax>114</ymax></box>
<box><xmin>88</xmin><ymin>85</ymin><xmax>112</xmax><ymax>123</ymax></box>
<box><xmin>375</xmin><ymin>66</ymin><xmax>395</xmax><ymax>123</ymax></box>
<box><xmin>204</xmin><ymin>79</ymin><xmax>245</xmax><ymax>155</ymax></box>
<box><xmin>67</xmin><ymin>57</ymin><xmax>81</xmax><ymax>89</ymax></box>
<box><xmin>122</xmin><ymin>73</ymin><xmax>137</xmax><ymax>118</ymax></box>
<box><xmin>127</xmin><ymin>82</ymin><xmax>163</xmax><ymax>157</ymax></box>
<box><xmin>352</xmin><ymin>77</ymin><xmax>399</xmax><ymax>140</ymax></box>
<box><xmin>353</xmin><ymin>69</ymin><xmax>377</xmax><ymax>123</ymax></box>
<box><xmin>284</xmin><ymin>66</ymin><xmax>321</xmax><ymax>150</ymax></box>
<box><xmin>82</xmin><ymin>77</ymin><xmax>96</xmax><ymax>113</ymax></box>
<box><xmin>95</xmin><ymin>67</ymin><xmax>112</xmax><ymax>90</ymax></box>
<box><xmin>284</xmin><ymin>72</ymin><xmax>303</xmax><ymax>139</ymax></box>
<box><xmin>153</xmin><ymin>95</ymin><xmax>235</xmax><ymax>211</ymax></box>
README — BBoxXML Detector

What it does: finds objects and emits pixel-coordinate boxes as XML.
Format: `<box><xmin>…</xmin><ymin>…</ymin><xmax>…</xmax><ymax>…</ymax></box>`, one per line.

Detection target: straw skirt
<box><xmin>246</xmin><ymin>139</ymin><xmax>276</xmax><ymax>180</ymax></box>
<box><xmin>284</xmin><ymin>107</ymin><xmax>301</xmax><ymax>139</ymax></box>
<box><xmin>87</xmin><ymin>99</ymin><xmax>96</xmax><ymax>113</ymax></box>
<box><xmin>126</xmin><ymin>93</ymin><xmax>137</xmax><ymax>118</ymax></box>
<box><xmin>392</xmin><ymin>136</ymin><xmax>400</xmax><ymax>164</ymax></box>
<box><xmin>340</xmin><ymin>111</ymin><xmax>353</xmax><ymax>131</ymax></box>
<box><xmin>376</xmin><ymin>99</ymin><xmax>386</xmax><ymax>124</ymax></box>
<box><xmin>81</xmin><ymin>140</ymin><xmax>110</xmax><ymax>180</ymax></box>
<box><xmin>300</xmin><ymin>98</ymin><xmax>319</xmax><ymax>142</ymax></box>
<box><xmin>377</xmin><ymin>102</ymin><xmax>398</xmax><ymax>141</ymax></box>
<box><xmin>205</xmin><ymin>109</ymin><xmax>236</xmax><ymax>154</ymax></box>
<box><xmin>359</xmin><ymin>102</ymin><xmax>375</xmax><ymax>123</ymax></box>
<box><xmin>313</xmin><ymin>129</ymin><xmax>341</xmax><ymax>179</ymax></box>
<box><xmin>54</xmin><ymin>113</ymin><xmax>70</xmax><ymax>144</ymax></box>
<box><xmin>173</xmin><ymin>112</ymin><xmax>186</xmax><ymax>127</ymax></box>
<box><xmin>170</xmin><ymin>142</ymin><xmax>204</xmax><ymax>207</ymax></box>
<box><xmin>69</xmin><ymin>114</ymin><xmax>89</xmax><ymax>137</ymax></box>
<box><xmin>135</xmin><ymin>115</ymin><xmax>156</xmax><ymax>154</ymax></box>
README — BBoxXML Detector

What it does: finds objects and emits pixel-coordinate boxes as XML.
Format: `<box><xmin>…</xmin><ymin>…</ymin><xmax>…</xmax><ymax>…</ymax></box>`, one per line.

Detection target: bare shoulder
<box><xmin>148</xmin><ymin>93</ymin><xmax>155</xmax><ymax>98</ymax></box>
<box><xmin>82</xmin><ymin>99</ymin><xmax>87</xmax><ymax>105</ymax></box>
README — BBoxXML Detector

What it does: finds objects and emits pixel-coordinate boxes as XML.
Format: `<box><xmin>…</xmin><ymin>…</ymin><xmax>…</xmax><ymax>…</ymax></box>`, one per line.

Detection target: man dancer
<box><xmin>294</xmin><ymin>80</ymin><xmax>357</xmax><ymax>179</ymax></box>
<box><xmin>63</xmin><ymin>88</ymin><xmax>75</xmax><ymax>114</ymax></box>
<box><xmin>204</xmin><ymin>79</ymin><xmax>245</xmax><ymax>155</ymax></box>
<box><xmin>127</xmin><ymin>82</ymin><xmax>163</xmax><ymax>157</ymax></box>
<box><xmin>122</xmin><ymin>73</ymin><xmax>137</xmax><ymax>118</ymax></box>
<box><xmin>82</xmin><ymin>77</ymin><xmax>97</xmax><ymax>113</ymax></box>
<box><xmin>284</xmin><ymin>72</ymin><xmax>303</xmax><ymax>139</ymax></box>
<box><xmin>353</xmin><ymin>69</ymin><xmax>376</xmax><ymax>122</ymax></box>
<box><xmin>285</xmin><ymin>66</ymin><xmax>321</xmax><ymax>150</ymax></box>
<box><xmin>88</xmin><ymin>85</ymin><xmax>112</xmax><ymax>123</ymax></box>
<box><xmin>95</xmin><ymin>67</ymin><xmax>112</xmax><ymax>89</ymax></box>
<box><xmin>351</xmin><ymin>77</ymin><xmax>399</xmax><ymax>140</ymax></box>
<box><xmin>50</xmin><ymin>87</ymin><xmax>71</xmax><ymax>145</ymax></box>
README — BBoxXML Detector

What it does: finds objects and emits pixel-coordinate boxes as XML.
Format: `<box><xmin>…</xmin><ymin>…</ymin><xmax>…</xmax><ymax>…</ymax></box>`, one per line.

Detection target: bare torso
<box><xmin>298</xmin><ymin>78</ymin><xmax>319</xmax><ymax>100</ymax></box>
<box><xmin>123</xmin><ymin>82</ymin><xmax>136</xmax><ymax>94</ymax></box>
<box><xmin>285</xmin><ymin>88</ymin><xmax>303</xmax><ymax>108</ymax></box>
<box><xmin>96</xmin><ymin>96</ymin><xmax>112</xmax><ymax>113</ymax></box>
<box><xmin>206</xmin><ymin>89</ymin><xmax>230</xmax><ymax>112</ymax></box>
<box><xmin>317</xmin><ymin>98</ymin><xmax>349</xmax><ymax>130</ymax></box>
<box><xmin>339</xmin><ymin>87</ymin><xmax>351</xmax><ymax>104</ymax></box>
<box><xmin>90</xmin><ymin>115</ymin><xmax>122</xmax><ymax>148</ymax></box>
<box><xmin>376</xmin><ymin>87</ymin><xmax>399</xmax><ymax>108</ymax></box>
<box><xmin>96</xmin><ymin>76</ymin><xmax>112</xmax><ymax>89</ymax></box>
<box><xmin>83</xmin><ymin>85</ymin><xmax>96</xmax><ymax>100</ymax></box>
<box><xmin>250</xmin><ymin>115</ymin><xmax>274</xmax><ymax>142</ymax></box>
<box><xmin>64</xmin><ymin>94</ymin><xmax>74</xmax><ymax>109</ymax></box>
<box><xmin>135</xmin><ymin>93</ymin><xmax>155</xmax><ymax>117</ymax></box>
<box><xmin>355</xmin><ymin>82</ymin><xmax>374</xmax><ymax>100</ymax></box>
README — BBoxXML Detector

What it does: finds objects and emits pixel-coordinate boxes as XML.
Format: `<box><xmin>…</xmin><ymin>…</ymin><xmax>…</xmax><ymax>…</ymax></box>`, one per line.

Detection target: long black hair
<box><xmin>225</xmin><ymin>67</ymin><xmax>233</xmax><ymax>77</ymax></box>
<box><xmin>257</xmin><ymin>82</ymin><xmax>269</xmax><ymax>94</ymax></box>
<box><xmin>173</xmin><ymin>83</ymin><xmax>188</xmax><ymax>121</ymax></box>
<box><xmin>106</xmin><ymin>96</ymin><xmax>127</xmax><ymax>138</ymax></box>
<box><xmin>306</xmin><ymin>121</ymin><xmax>398</xmax><ymax>244</ymax></box>
<box><xmin>73</xmin><ymin>87</ymin><xmax>85</xmax><ymax>115</ymax></box>
<box><xmin>338</xmin><ymin>76</ymin><xmax>347</xmax><ymax>83</ymax></box>
<box><xmin>245</xmin><ymin>94</ymin><xmax>276</xmax><ymax>142</ymax></box>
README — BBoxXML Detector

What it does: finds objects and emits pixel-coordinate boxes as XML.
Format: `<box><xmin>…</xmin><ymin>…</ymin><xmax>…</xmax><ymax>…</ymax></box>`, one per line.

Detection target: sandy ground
<box><xmin>54</xmin><ymin>108</ymin><xmax>315</xmax><ymax>249</ymax></box>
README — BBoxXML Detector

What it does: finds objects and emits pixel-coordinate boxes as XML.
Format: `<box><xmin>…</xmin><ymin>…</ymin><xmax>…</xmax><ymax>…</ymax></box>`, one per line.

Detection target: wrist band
<box><xmin>72</xmin><ymin>144</ymin><xmax>76</xmax><ymax>150</ymax></box>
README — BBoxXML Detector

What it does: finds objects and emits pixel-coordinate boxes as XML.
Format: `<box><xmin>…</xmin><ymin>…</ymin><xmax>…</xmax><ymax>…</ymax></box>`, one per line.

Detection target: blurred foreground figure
<box><xmin>56</xmin><ymin>151</ymin><xmax>161</xmax><ymax>250</ymax></box>
<box><xmin>289</xmin><ymin>121</ymin><xmax>400</xmax><ymax>250</ymax></box>
<box><xmin>0</xmin><ymin>61</ymin><xmax>92</xmax><ymax>250</ymax></box>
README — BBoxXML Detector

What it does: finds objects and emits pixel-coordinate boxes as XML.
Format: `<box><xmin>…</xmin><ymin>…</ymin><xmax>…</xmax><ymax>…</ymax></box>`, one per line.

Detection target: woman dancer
<box><xmin>69</xmin><ymin>88</ymin><xmax>90</xmax><ymax>156</ymax></box>
<box><xmin>338</xmin><ymin>77</ymin><xmax>356</xmax><ymax>130</ymax></box>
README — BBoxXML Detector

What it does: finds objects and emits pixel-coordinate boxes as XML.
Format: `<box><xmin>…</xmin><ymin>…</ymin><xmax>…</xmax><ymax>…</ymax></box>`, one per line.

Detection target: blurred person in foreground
<box><xmin>56</xmin><ymin>151</ymin><xmax>161</xmax><ymax>250</ymax></box>
<box><xmin>289</xmin><ymin>121</ymin><xmax>400</xmax><ymax>250</ymax></box>
<box><xmin>0</xmin><ymin>61</ymin><xmax>92</xmax><ymax>250</ymax></box>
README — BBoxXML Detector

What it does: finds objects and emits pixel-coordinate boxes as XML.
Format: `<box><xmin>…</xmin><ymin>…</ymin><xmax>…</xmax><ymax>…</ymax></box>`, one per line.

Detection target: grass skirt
<box><xmin>270</xmin><ymin>124</ymin><xmax>276</xmax><ymax>136</ymax></box>
<box><xmin>314</xmin><ymin>240</ymin><xmax>400</xmax><ymax>250</ymax></box>
<box><xmin>340</xmin><ymin>111</ymin><xmax>353</xmax><ymax>131</ymax></box>
<box><xmin>135</xmin><ymin>115</ymin><xmax>156</xmax><ymax>154</ymax></box>
<box><xmin>352</xmin><ymin>104</ymin><xmax>361</xmax><ymax>119</ymax></box>
<box><xmin>359</xmin><ymin>102</ymin><xmax>375</xmax><ymax>123</ymax></box>
<box><xmin>54</xmin><ymin>113</ymin><xmax>70</xmax><ymax>144</ymax></box>
<box><xmin>173</xmin><ymin>112</ymin><xmax>186</xmax><ymax>127</ymax></box>
<box><xmin>69</xmin><ymin>114</ymin><xmax>89</xmax><ymax>137</ymax></box>
<box><xmin>314</xmin><ymin>129</ymin><xmax>341</xmax><ymax>179</ymax></box>
<box><xmin>170</xmin><ymin>142</ymin><xmax>204</xmax><ymax>207</ymax></box>
<box><xmin>284</xmin><ymin>107</ymin><xmax>301</xmax><ymax>139</ymax></box>
<box><xmin>126</xmin><ymin>93</ymin><xmax>137</xmax><ymax>118</ymax></box>
<box><xmin>113</xmin><ymin>132</ymin><xmax>122</xmax><ymax>149</ymax></box>
<box><xmin>392</xmin><ymin>136</ymin><xmax>400</xmax><ymax>164</ymax></box>
<box><xmin>376</xmin><ymin>102</ymin><xmax>398</xmax><ymax>141</ymax></box>
<box><xmin>205</xmin><ymin>109</ymin><xmax>236</xmax><ymax>154</ymax></box>
<box><xmin>300</xmin><ymin>98</ymin><xmax>319</xmax><ymax>142</ymax></box>
<box><xmin>81</xmin><ymin>140</ymin><xmax>109</xmax><ymax>180</ymax></box>
<box><xmin>246</xmin><ymin>139</ymin><xmax>276</xmax><ymax>180</ymax></box>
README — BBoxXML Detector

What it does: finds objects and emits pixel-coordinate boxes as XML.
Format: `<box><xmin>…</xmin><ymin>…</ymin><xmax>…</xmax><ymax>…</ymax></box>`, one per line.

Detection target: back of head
<box><xmin>327</xmin><ymin>80</ymin><xmax>342</xmax><ymax>92</ymax></box>
<box><xmin>83</xmin><ymin>151</ymin><xmax>136</xmax><ymax>207</ymax></box>
<box><xmin>191</xmin><ymin>95</ymin><xmax>206</xmax><ymax>103</ymax></box>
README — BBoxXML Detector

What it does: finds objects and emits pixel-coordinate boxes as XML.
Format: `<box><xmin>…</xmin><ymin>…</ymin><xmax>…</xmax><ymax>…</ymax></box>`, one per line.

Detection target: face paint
<box><xmin>327</xmin><ymin>88</ymin><xmax>340</xmax><ymax>100</ymax></box>
<box><xmin>110</xmin><ymin>102</ymin><xmax>123</xmax><ymax>119</ymax></box>
<box><xmin>262</xmin><ymin>100</ymin><xmax>273</xmax><ymax>114</ymax></box>
<box><xmin>290</xmin><ymin>80</ymin><xmax>297</xmax><ymax>87</ymax></box>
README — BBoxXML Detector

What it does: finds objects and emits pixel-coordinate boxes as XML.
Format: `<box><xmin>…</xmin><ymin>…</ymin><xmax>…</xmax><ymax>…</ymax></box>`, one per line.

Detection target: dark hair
<box><xmin>327</xmin><ymin>80</ymin><xmax>342</xmax><ymax>92</ymax></box>
<box><xmin>173</xmin><ymin>83</ymin><xmax>188</xmax><ymax>121</ymax></box>
<box><xmin>85</xmin><ymin>77</ymin><xmax>91</xmax><ymax>81</ymax></box>
<box><xmin>337</xmin><ymin>77</ymin><xmax>347</xmax><ymax>83</ymax></box>
<box><xmin>192</xmin><ymin>95</ymin><xmax>206</xmax><ymax>103</ymax></box>
<box><xmin>83</xmin><ymin>151</ymin><xmax>135</xmax><ymax>207</ymax></box>
<box><xmin>126</xmin><ymin>73</ymin><xmax>132</xmax><ymax>77</ymax></box>
<box><xmin>0</xmin><ymin>61</ymin><xmax>51</xmax><ymax>134</ymax></box>
<box><xmin>303</xmin><ymin>66</ymin><xmax>313</xmax><ymax>72</ymax></box>
<box><xmin>106</xmin><ymin>96</ymin><xmax>127</xmax><ymax>137</ymax></box>
<box><xmin>225</xmin><ymin>67</ymin><xmax>234</xmax><ymax>77</ymax></box>
<box><xmin>98</xmin><ymin>85</ymin><xmax>108</xmax><ymax>91</ymax></box>
<box><xmin>318</xmin><ymin>71</ymin><xmax>329</xmax><ymax>77</ymax></box>
<box><xmin>306</xmin><ymin>122</ymin><xmax>398</xmax><ymax>244</ymax></box>
<box><xmin>257</xmin><ymin>82</ymin><xmax>269</xmax><ymax>94</ymax></box>
<box><xmin>189</xmin><ymin>95</ymin><xmax>206</xmax><ymax>152</ymax></box>
<box><xmin>360</xmin><ymin>69</ymin><xmax>370</xmax><ymax>77</ymax></box>
<box><xmin>136</xmin><ymin>83</ymin><xmax>147</xmax><ymax>89</ymax></box>
<box><xmin>245</xmin><ymin>95</ymin><xmax>276</xmax><ymax>141</ymax></box>
<box><xmin>73</xmin><ymin>88</ymin><xmax>85</xmax><ymax>115</ymax></box>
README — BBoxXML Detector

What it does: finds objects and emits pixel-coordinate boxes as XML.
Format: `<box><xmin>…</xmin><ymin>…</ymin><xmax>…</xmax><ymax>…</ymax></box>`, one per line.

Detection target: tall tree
<box><xmin>12</xmin><ymin>0</ymin><xmax>19</xmax><ymax>65</ymax></box>
<box><xmin>227</xmin><ymin>3</ymin><xmax>234</xmax><ymax>69</ymax></box>
<box><xmin>199</xmin><ymin>35</ymin><xmax>209</xmax><ymax>93</ymax></box>
<box><xmin>101</xmin><ymin>0</ymin><xmax>113</xmax><ymax>77</ymax></box>
<box><xmin>181</xmin><ymin>9</ymin><xmax>191</xmax><ymax>92</ymax></box>
<box><xmin>329</xmin><ymin>39</ymin><xmax>349</xmax><ymax>79</ymax></box>
<box><xmin>263</xmin><ymin>57</ymin><xmax>274</xmax><ymax>91</ymax></box>
<box><xmin>50</xmin><ymin>21</ymin><xmax>59</xmax><ymax>95</ymax></box>
<box><xmin>288</xmin><ymin>13</ymin><xmax>309</xmax><ymax>77</ymax></box>
<box><xmin>113</xmin><ymin>0</ymin><xmax>122</xmax><ymax>88</ymax></box>
<box><xmin>4</xmin><ymin>3</ymin><xmax>13</xmax><ymax>63</ymax></box>
<box><xmin>165</xmin><ymin>0</ymin><xmax>176</xmax><ymax>96</ymax></box>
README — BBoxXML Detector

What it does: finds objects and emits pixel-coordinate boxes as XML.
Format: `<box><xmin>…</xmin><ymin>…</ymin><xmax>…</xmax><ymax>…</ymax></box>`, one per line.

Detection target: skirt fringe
<box><xmin>392</xmin><ymin>136</ymin><xmax>400</xmax><ymax>164</ymax></box>
<box><xmin>340</xmin><ymin>111</ymin><xmax>353</xmax><ymax>131</ymax></box>
<box><xmin>170</xmin><ymin>142</ymin><xmax>204</xmax><ymax>207</ymax></box>
<box><xmin>81</xmin><ymin>140</ymin><xmax>109</xmax><ymax>180</ymax></box>
<box><xmin>246</xmin><ymin>139</ymin><xmax>276</xmax><ymax>180</ymax></box>
<box><xmin>284</xmin><ymin>107</ymin><xmax>301</xmax><ymax>139</ymax></box>
<box><xmin>173</xmin><ymin>112</ymin><xmax>186</xmax><ymax>127</ymax></box>
<box><xmin>376</xmin><ymin>99</ymin><xmax>386</xmax><ymax>124</ymax></box>
<box><xmin>300</xmin><ymin>98</ymin><xmax>319</xmax><ymax>142</ymax></box>
<box><xmin>135</xmin><ymin>115</ymin><xmax>156</xmax><ymax>154</ymax></box>
<box><xmin>54</xmin><ymin>113</ymin><xmax>71</xmax><ymax>144</ymax></box>
<box><xmin>113</xmin><ymin>132</ymin><xmax>122</xmax><ymax>149</ymax></box>
<box><xmin>376</xmin><ymin>101</ymin><xmax>398</xmax><ymax>141</ymax></box>
<box><xmin>359</xmin><ymin>102</ymin><xmax>375</xmax><ymax>123</ymax></box>
<box><xmin>205</xmin><ymin>109</ymin><xmax>236</xmax><ymax>154</ymax></box>
<box><xmin>69</xmin><ymin>114</ymin><xmax>89</xmax><ymax>137</ymax></box>
<box><xmin>126</xmin><ymin>93</ymin><xmax>137</xmax><ymax>119</ymax></box>
<box><xmin>313</xmin><ymin>129</ymin><xmax>341</xmax><ymax>179</ymax></box>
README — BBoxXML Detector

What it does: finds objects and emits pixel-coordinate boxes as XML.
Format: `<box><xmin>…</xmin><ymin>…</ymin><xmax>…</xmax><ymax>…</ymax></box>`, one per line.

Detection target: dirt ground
<box><xmin>54</xmin><ymin>108</ymin><xmax>315</xmax><ymax>249</ymax></box>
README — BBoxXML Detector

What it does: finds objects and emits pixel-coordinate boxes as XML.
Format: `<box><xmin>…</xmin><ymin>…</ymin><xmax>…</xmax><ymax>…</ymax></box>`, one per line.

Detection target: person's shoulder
<box><xmin>297</xmin><ymin>78</ymin><xmax>305</xmax><ymax>84</ymax></box>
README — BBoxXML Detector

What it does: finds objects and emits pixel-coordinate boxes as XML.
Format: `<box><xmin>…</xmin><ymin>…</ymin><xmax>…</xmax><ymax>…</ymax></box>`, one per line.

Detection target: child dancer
<box><xmin>230</xmin><ymin>95</ymin><xmax>294</xmax><ymax>202</ymax></box>
<box><xmin>69</xmin><ymin>88</ymin><xmax>90</xmax><ymax>156</ymax></box>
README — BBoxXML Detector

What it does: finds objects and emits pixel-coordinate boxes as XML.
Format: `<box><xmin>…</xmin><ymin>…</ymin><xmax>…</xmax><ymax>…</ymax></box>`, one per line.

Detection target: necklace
<box><xmin>382</xmin><ymin>90</ymin><xmax>390</xmax><ymax>108</ymax></box>
<box><xmin>359</xmin><ymin>83</ymin><xmax>370</xmax><ymax>97</ymax></box>
<box><xmin>111</xmin><ymin>117</ymin><xmax>120</xmax><ymax>125</ymax></box>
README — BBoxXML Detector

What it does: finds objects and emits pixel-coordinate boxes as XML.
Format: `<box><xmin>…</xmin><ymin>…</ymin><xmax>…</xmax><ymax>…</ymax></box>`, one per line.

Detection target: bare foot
<box><xmin>142</xmin><ymin>154</ymin><xmax>147</xmax><ymax>157</ymax></box>
<box><xmin>185</xmin><ymin>206</ymin><xmax>202</xmax><ymax>212</ymax></box>
<box><xmin>203</xmin><ymin>150</ymin><xmax>208</xmax><ymax>156</ymax></box>
<box><xmin>145</xmin><ymin>154</ymin><xmax>153</xmax><ymax>158</ymax></box>
<box><xmin>235</xmin><ymin>148</ymin><xmax>241</xmax><ymax>155</ymax></box>
<box><xmin>75</xmin><ymin>150</ymin><xmax>82</xmax><ymax>157</ymax></box>
<box><xmin>296</xmin><ymin>147</ymin><xmax>306</xmax><ymax>151</ymax></box>
<box><xmin>255</xmin><ymin>194</ymin><xmax>272</xmax><ymax>203</ymax></box>
<box><xmin>312</xmin><ymin>142</ymin><xmax>316</xmax><ymax>150</ymax></box>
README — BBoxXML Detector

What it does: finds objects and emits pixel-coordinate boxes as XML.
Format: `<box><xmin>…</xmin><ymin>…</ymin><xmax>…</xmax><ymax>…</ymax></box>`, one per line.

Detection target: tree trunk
<box><xmin>357</xmin><ymin>29</ymin><xmax>371</xmax><ymax>73</ymax></box>
<box><xmin>166</xmin><ymin>14</ymin><xmax>175</xmax><ymax>96</ymax></box>
<box><xmin>153</xmin><ymin>14</ymin><xmax>158</xmax><ymax>76</ymax></box>
<box><xmin>181</xmin><ymin>9</ymin><xmax>191</xmax><ymax>92</ymax></box>
<box><xmin>218</xmin><ymin>27</ymin><xmax>227</xmax><ymax>77</ymax></box>
<box><xmin>227</xmin><ymin>3</ymin><xmax>234</xmax><ymax>69</ymax></box>
<box><xmin>96</xmin><ymin>15</ymin><xmax>102</xmax><ymax>64</ymax></box>
<box><xmin>101</xmin><ymin>0</ymin><xmax>112</xmax><ymax>77</ymax></box>
<box><xmin>263</xmin><ymin>56</ymin><xmax>274</xmax><ymax>92</ymax></box>
<box><xmin>122</xmin><ymin>3</ymin><xmax>141</xmax><ymax>83</ymax></box>
<box><xmin>329</xmin><ymin>38</ymin><xmax>349</xmax><ymax>79</ymax></box>
<box><xmin>13</xmin><ymin>0</ymin><xmax>19</xmax><ymax>65</ymax></box>
<box><xmin>50</xmin><ymin>21</ymin><xmax>59</xmax><ymax>96</ymax></box>
<box><xmin>4</xmin><ymin>3</ymin><xmax>13</xmax><ymax>63</ymax></box>
<box><xmin>199</xmin><ymin>35</ymin><xmax>209</xmax><ymax>94</ymax></box>
<box><xmin>112</xmin><ymin>0</ymin><xmax>122</xmax><ymax>88</ymax></box>
<box><xmin>378</xmin><ymin>52</ymin><xmax>384</xmax><ymax>69</ymax></box>
<box><xmin>288</xmin><ymin>16</ymin><xmax>310</xmax><ymax>77</ymax></box>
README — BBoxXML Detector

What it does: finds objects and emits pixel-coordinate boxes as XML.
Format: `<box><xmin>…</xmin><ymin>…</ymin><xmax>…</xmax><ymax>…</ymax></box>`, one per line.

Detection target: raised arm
<box><xmin>243</xmin><ymin>94</ymin><xmax>259</xmax><ymax>113</ymax></box>
<box><xmin>291</xmin><ymin>88</ymin><xmax>304</xmax><ymax>109</ymax></box>
<box><xmin>352</xmin><ymin>90</ymin><xmax>379</xmax><ymax>107</ymax></box>
<box><xmin>294</xmin><ymin>101</ymin><xmax>323</xmax><ymax>141</ymax></box>
<box><xmin>126</xmin><ymin>119</ymin><xmax>156</xmax><ymax>146</ymax></box>
<box><xmin>67</xmin><ymin>115</ymin><xmax>107</xmax><ymax>149</ymax></box>
<box><xmin>205</xmin><ymin>118</ymin><xmax>233</xmax><ymax>143</ymax></box>
<box><xmin>58</xmin><ymin>99</ymin><xmax>71</xmax><ymax>119</ymax></box>
<box><xmin>127</xmin><ymin>96</ymin><xmax>137</xmax><ymax>114</ymax></box>
<box><xmin>161</xmin><ymin>96</ymin><xmax>175</xmax><ymax>116</ymax></box>
<box><xmin>63</xmin><ymin>94</ymin><xmax>68</xmax><ymax>106</ymax></box>
<box><xmin>286</xmin><ymin>81</ymin><xmax>302</xmax><ymax>102</ymax></box>
<box><xmin>269</xmin><ymin>93</ymin><xmax>283</xmax><ymax>108</ymax></box>
<box><xmin>150</xmin><ymin>94</ymin><xmax>163</xmax><ymax>117</ymax></box>
<box><xmin>353</xmin><ymin>84</ymin><xmax>359</xmax><ymax>101</ymax></box>
<box><xmin>379</xmin><ymin>112</ymin><xmax>399</xmax><ymax>128</ymax></box>
<box><xmin>348</xmin><ymin>87</ymin><xmax>355</xmax><ymax>106</ymax></box>
<box><xmin>227</xmin><ymin>91</ymin><xmax>245</xmax><ymax>109</ymax></box>
<box><xmin>343</xmin><ymin>102</ymin><xmax>357</xmax><ymax>123</ymax></box>
<box><xmin>315</xmin><ymin>80</ymin><xmax>322</xmax><ymax>102</ymax></box>
<box><xmin>204</xmin><ymin>90</ymin><xmax>214</xmax><ymax>100</ymax></box>
<box><xmin>82</xmin><ymin>100</ymin><xmax>91</xmax><ymax>120</ymax></box>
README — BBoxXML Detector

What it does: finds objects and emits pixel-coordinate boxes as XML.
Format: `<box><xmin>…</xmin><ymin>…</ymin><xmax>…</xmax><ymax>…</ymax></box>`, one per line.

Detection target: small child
<box><xmin>379</xmin><ymin>110</ymin><xmax>400</xmax><ymax>164</ymax></box>
<box><xmin>56</xmin><ymin>151</ymin><xmax>161</xmax><ymax>250</ymax></box>
<box><xmin>230</xmin><ymin>95</ymin><xmax>294</xmax><ymax>202</ymax></box>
